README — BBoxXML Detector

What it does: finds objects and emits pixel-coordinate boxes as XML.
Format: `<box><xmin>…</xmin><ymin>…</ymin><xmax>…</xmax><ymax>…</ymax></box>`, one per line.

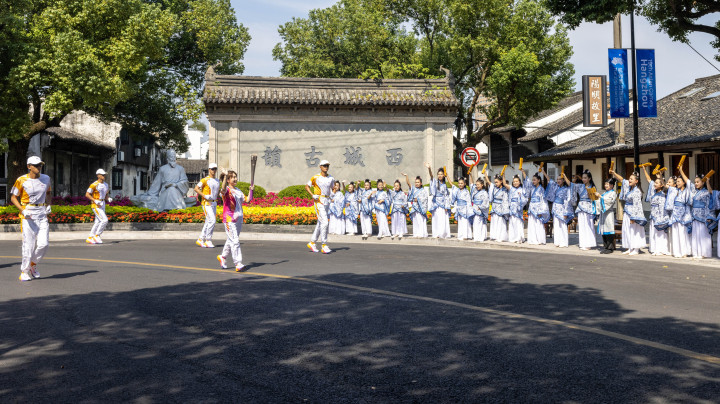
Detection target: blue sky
<box><xmin>232</xmin><ymin>0</ymin><xmax>720</xmax><ymax>98</ymax></box>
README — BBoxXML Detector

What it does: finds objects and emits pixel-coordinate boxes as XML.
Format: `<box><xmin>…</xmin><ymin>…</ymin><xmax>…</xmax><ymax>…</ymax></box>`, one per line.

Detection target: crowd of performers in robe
<box><xmin>321</xmin><ymin>160</ymin><xmax>720</xmax><ymax>260</ymax></box>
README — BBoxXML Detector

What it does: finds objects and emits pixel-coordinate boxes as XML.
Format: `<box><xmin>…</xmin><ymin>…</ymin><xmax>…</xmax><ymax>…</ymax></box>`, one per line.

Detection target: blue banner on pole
<box><xmin>608</xmin><ymin>49</ymin><xmax>629</xmax><ymax>118</ymax></box>
<box><xmin>636</xmin><ymin>49</ymin><xmax>657</xmax><ymax>117</ymax></box>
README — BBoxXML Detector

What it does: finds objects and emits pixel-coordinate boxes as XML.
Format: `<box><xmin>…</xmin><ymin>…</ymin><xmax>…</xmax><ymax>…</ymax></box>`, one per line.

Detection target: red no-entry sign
<box><xmin>460</xmin><ymin>147</ymin><xmax>480</xmax><ymax>168</ymax></box>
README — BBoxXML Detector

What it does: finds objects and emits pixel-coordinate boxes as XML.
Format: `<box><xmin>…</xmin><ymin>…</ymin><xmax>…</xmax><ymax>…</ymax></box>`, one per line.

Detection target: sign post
<box><xmin>460</xmin><ymin>147</ymin><xmax>480</xmax><ymax>168</ymax></box>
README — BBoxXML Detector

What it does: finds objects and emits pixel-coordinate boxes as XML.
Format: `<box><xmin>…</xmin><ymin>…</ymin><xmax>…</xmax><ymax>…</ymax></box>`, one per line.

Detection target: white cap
<box><xmin>96</xmin><ymin>169</ymin><xmax>107</xmax><ymax>175</ymax></box>
<box><xmin>27</xmin><ymin>156</ymin><xmax>43</xmax><ymax>165</ymax></box>
<box><xmin>209</xmin><ymin>163</ymin><xmax>218</xmax><ymax>169</ymax></box>
<box><xmin>319</xmin><ymin>160</ymin><xmax>330</xmax><ymax>166</ymax></box>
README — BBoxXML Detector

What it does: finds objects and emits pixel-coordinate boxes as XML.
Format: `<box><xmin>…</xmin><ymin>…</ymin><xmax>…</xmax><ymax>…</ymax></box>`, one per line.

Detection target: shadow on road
<box><xmin>43</xmin><ymin>270</ymin><xmax>99</xmax><ymax>279</ymax></box>
<box><xmin>0</xmin><ymin>272</ymin><xmax>718</xmax><ymax>402</ymax></box>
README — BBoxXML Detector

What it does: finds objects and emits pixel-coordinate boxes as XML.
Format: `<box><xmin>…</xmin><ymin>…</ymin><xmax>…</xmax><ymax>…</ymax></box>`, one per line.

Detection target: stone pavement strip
<box><xmin>1</xmin><ymin>222</ymin><xmax>719</xmax><ymax>268</ymax></box>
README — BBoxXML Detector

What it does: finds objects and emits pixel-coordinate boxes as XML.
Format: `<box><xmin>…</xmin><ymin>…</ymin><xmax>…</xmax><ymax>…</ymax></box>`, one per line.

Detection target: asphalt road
<box><xmin>1</xmin><ymin>239</ymin><xmax>719</xmax><ymax>403</ymax></box>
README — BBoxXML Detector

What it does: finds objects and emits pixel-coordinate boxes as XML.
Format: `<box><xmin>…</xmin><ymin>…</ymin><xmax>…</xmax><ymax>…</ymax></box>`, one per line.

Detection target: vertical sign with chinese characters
<box><xmin>582</xmin><ymin>75</ymin><xmax>607</xmax><ymax>127</ymax></box>
<box><xmin>608</xmin><ymin>49</ymin><xmax>630</xmax><ymax>118</ymax></box>
<box><xmin>636</xmin><ymin>48</ymin><xmax>657</xmax><ymax>117</ymax></box>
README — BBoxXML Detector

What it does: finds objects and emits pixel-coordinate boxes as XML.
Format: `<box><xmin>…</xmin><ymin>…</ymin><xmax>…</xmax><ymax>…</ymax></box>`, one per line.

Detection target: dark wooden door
<box><xmin>696</xmin><ymin>153</ymin><xmax>720</xmax><ymax>190</ymax></box>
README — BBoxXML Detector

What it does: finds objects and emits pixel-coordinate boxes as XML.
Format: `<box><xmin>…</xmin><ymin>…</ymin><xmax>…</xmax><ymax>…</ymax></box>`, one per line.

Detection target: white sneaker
<box><xmin>235</xmin><ymin>264</ymin><xmax>246</xmax><ymax>272</ymax></box>
<box><xmin>29</xmin><ymin>262</ymin><xmax>40</xmax><ymax>279</ymax></box>
<box><xmin>217</xmin><ymin>255</ymin><xmax>227</xmax><ymax>269</ymax></box>
<box><xmin>321</xmin><ymin>244</ymin><xmax>332</xmax><ymax>254</ymax></box>
<box><xmin>622</xmin><ymin>250</ymin><xmax>631</xmax><ymax>255</ymax></box>
<box><xmin>94</xmin><ymin>235</ymin><xmax>103</xmax><ymax>244</ymax></box>
<box><xmin>204</xmin><ymin>240</ymin><xmax>214</xmax><ymax>248</ymax></box>
<box><xmin>307</xmin><ymin>242</ymin><xmax>319</xmax><ymax>253</ymax></box>
<box><xmin>19</xmin><ymin>272</ymin><xmax>32</xmax><ymax>282</ymax></box>
<box><xmin>86</xmin><ymin>237</ymin><xmax>96</xmax><ymax>244</ymax></box>
<box><xmin>196</xmin><ymin>239</ymin><xmax>204</xmax><ymax>247</ymax></box>
<box><xmin>628</xmin><ymin>249</ymin><xmax>639</xmax><ymax>256</ymax></box>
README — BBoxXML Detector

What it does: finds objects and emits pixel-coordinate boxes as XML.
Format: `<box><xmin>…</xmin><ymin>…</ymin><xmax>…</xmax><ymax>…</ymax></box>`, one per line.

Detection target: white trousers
<box><xmin>345</xmin><ymin>217</ymin><xmax>358</xmax><ymax>234</ymax></box>
<box><xmin>199</xmin><ymin>203</ymin><xmax>217</xmax><ymax>241</ymax></box>
<box><xmin>21</xmin><ymin>215</ymin><xmax>49</xmax><ymax>273</ymax></box>
<box><xmin>671</xmin><ymin>222</ymin><xmax>691</xmax><ymax>257</ymax></box>
<box><xmin>472</xmin><ymin>216</ymin><xmax>487</xmax><ymax>242</ymax></box>
<box><xmin>490</xmin><ymin>214</ymin><xmax>508</xmax><ymax>242</ymax></box>
<box><xmin>391</xmin><ymin>211</ymin><xmax>407</xmax><ymax>237</ymax></box>
<box><xmin>527</xmin><ymin>215</ymin><xmax>546</xmax><ymax>245</ymax></box>
<box><xmin>622</xmin><ymin>216</ymin><xmax>646</xmax><ymax>249</ymax></box>
<box><xmin>691</xmin><ymin>221</ymin><xmax>712</xmax><ymax>258</ymax></box>
<box><xmin>648</xmin><ymin>220</ymin><xmax>669</xmax><ymax>255</ymax></box>
<box><xmin>431</xmin><ymin>209</ymin><xmax>451</xmax><ymax>238</ymax></box>
<box><xmin>577</xmin><ymin>212</ymin><xmax>596</xmax><ymax>248</ymax></box>
<box><xmin>553</xmin><ymin>218</ymin><xmax>569</xmax><ymax>247</ymax></box>
<box><xmin>376</xmin><ymin>212</ymin><xmax>391</xmax><ymax>237</ymax></box>
<box><xmin>508</xmin><ymin>216</ymin><xmax>525</xmax><ymax>243</ymax></box>
<box><xmin>221</xmin><ymin>220</ymin><xmax>243</xmax><ymax>267</ymax></box>
<box><xmin>90</xmin><ymin>206</ymin><xmax>108</xmax><ymax>237</ymax></box>
<box><xmin>360</xmin><ymin>212</ymin><xmax>373</xmax><ymax>236</ymax></box>
<box><xmin>311</xmin><ymin>203</ymin><xmax>330</xmax><ymax>244</ymax></box>
<box><xmin>329</xmin><ymin>214</ymin><xmax>345</xmax><ymax>235</ymax></box>
<box><xmin>457</xmin><ymin>216</ymin><xmax>472</xmax><ymax>240</ymax></box>
<box><xmin>411</xmin><ymin>212</ymin><xmax>428</xmax><ymax>238</ymax></box>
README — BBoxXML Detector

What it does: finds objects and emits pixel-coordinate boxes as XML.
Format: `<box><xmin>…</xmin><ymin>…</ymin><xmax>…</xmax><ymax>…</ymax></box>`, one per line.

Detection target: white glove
<box><xmin>94</xmin><ymin>199</ymin><xmax>102</xmax><ymax>205</ymax></box>
<box><xmin>312</xmin><ymin>194</ymin><xmax>319</xmax><ymax>200</ymax></box>
<box><xmin>203</xmin><ymin>194</ymin><xmax>212</xmax><ymax>200</ymax></box>
<box><xmin>107</xmin><ymin>197</ymin><xmax>113</xmax><ymax>203</ymax></box>
<box><xmin>45</xmin><ymin>206</ymin><xmax>52</xmax><ymax>214</ymax></box>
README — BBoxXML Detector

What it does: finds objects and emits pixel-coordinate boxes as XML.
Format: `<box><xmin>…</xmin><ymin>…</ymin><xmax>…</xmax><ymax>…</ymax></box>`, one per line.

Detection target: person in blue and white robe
<box><xmin>680</xmin><ymin>168</ymin><xmax>713</xmax><ymax>259</ymax></box>
<box><xmin>373</xmin><ymin>179</ymin><xmax>391</xmax><ymax>239</ymax></box>
<box><xmin>404</xmin><ymin>173</ymin><xmax>429</xmax><ymax>238</ymax></box>
<box><xmin>523</xmin><ymin>170</ymin><xmax>550</xmax><ymax>245</ymax></box>
<box><xmin>711</xmin><ymin>187</ymin><xmax>720</xmax><ymax>257</ymax></box>
<box><xmin>666</xmin><ymin>176</ymin><xmax>692</xmax><ymax>258</ymax></box>
<box><xmin>469</xmin><ymin>174</ymin><xmax>490</xmax><ymax>242</ymax></box>
<box><xmin>570</xmin><ymin>170</ymin><xmax>598</xmax><ymax>251</ymax></box>
<box><xmin>450</xmin><ymin>177</ymin><xmax>474</xmax><ymax>240</ymax></box>
<box><xmin>641</xmin><ymin>166</ymin><xmax>670</xmax><ymax>256</ymax></box>
<box><xmin>343</xmin><ymin>182</ymin><xmax>360</xmax><ymax>235</ymax></box>
<box><xmin>426</xmin><ymin>163</ymin><xmax>451</xmax><ymax>238</ymax></box>
<box><xmin>544</xmin><ymin>168</ymin><xmax>573</xmax><ymax>248</ymax></box>
<box><xmin>485</xmin><ymin>171</ymin><xmax>509</xmax><ymax>242</ymax></box>
<box><xmin>328</xmin><ymin>181</ymin><xmax>345</xmax><ymax>235</ymax></box>
<box><xmin>594</xmin><ymin>178</ymin><xmax>617</xmax><ymax>254</ymax></box>
<box><xmin>359</xmin><ymin>179</ymin><xmax>375</xmax><ymax>238</ymax></box>
<box><xmin>507</xmin><ymin>175</ymin><xmax>528</xmax><ymax>243</ymax></box>
<box><xmin>611</xmin><ymin>169</ymin><xmax>647</xmax><ymax>255</ymax></box>
<box><xmin>389</xmin><ymin>180</ymin><xmax>408</xmax><ymax>239</ymax></box>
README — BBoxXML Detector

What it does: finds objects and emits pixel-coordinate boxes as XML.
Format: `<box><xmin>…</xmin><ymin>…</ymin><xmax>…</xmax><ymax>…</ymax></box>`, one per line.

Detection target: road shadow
<box><xmin>243</xmin><ymin>260</ymin><xmax>289</xmax><ymax>270</ymax></box>
<box><xmin>43</xmin><ymin>270</ymin><xmax>99</xmax><ymax>279</ymax></box>
<box><xmin>0</xmin><ymin>262</ymin><xmax>20</xmax><ymax>269</ymax></box>
<box><xmin>0</xmin><ymin>272</ymin><xmax>718</xmax><ymax>402</ymax></box>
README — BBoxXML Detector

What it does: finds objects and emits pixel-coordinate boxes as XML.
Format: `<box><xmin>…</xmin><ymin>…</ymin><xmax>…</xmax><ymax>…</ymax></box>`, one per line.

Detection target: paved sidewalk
<box><xmin>2</xmin><ymin>223</ymin><xmax>719</xmax><ymax>267</ymax></box>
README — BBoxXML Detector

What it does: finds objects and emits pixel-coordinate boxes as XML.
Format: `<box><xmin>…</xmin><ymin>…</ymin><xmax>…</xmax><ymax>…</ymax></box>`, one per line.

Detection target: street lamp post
<box><xmin>630</xmin><ymin>10</ymin><xmax>641</xmax><ymax>169</ymax></box>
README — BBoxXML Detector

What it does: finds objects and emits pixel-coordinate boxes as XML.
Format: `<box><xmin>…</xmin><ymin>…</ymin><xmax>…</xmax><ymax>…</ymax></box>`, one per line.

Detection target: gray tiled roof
<box><xmin>43</xmin><ymin>127</ymin><xmax>115</xmax><ymax>149</ymax></box>
<box><xmin>203</xmin><ymin>76</ymin><xmax>459</xmax><ymax>108</ymax></box>
<box><xmin>177</xmin><ymin>158</ymin><xmax>209</xmax><ymax>175</ymax></box>
<box><xmin>527</xmin><ymin>74</ymin><xmax>720</xmax><ymax>160</ymax></box>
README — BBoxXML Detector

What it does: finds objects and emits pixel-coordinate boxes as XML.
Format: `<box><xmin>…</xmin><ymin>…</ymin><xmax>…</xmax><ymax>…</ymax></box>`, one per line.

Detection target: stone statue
<box><xmin>131</xmin><ymin>149</ymin><xmax>195</xmax><ymax>211</ymax></box>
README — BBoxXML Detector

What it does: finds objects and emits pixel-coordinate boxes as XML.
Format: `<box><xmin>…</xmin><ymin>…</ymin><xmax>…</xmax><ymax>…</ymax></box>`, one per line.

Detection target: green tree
<box><xmin>274</xmin><ymin>0</ymin><xmax>575</xmax><ymax>157</ymax></box>
<box><xmin>0</xmin><ymin>0</ymin><xmax>250</xmax><ymax>183</ymax></box>
<box><xmin>543</xmin><ymin>0</ymin><xmax>720</xmax><ymax>61</ymax></box>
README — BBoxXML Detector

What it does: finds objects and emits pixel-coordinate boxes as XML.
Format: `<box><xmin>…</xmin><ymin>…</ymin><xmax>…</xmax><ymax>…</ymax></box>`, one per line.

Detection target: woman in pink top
<box><xmin>216</xmin><ymin>169</ymin><xmax>253</xmax><ymax>272</ymax></box>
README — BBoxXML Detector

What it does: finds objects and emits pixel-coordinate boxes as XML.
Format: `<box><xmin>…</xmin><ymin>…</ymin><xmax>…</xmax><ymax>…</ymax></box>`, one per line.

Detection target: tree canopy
<box><xmin>543</xmin><ymin>0</ymin><xmax>720</xmax><ymax>61</ymax></box>
<box><xmin>0</xmin><ymin>0</ymin><xmax>250</xmax><ymax>179</ymax></box>
<box><xmin>273</xmin><ymin>0</ymin><xmax>575</xmax><ymax>155</ymax></box>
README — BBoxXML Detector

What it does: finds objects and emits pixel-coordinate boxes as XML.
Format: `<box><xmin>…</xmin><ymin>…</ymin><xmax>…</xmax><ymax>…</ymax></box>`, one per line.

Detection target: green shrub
<box><xmin>236</xmin><ymin>182</ymin><xmax>266</xmax><ymax>198</ymax></box>
<box><xmin>278</xmin><ymin>185</ymin><xmax>311</xmax><ymax>199</ymax></box>
<box><xmin>0</xmin><ymin>205</ymin><xmax>151</xmax><ymax>215</ymax></box>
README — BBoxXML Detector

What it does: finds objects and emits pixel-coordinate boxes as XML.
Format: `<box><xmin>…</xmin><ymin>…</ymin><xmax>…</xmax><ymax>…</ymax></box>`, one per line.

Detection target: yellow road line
<box><xmin>2</xmin><ymin>255</ymin><xmax>719</xmax><ymax>366</ymax></box>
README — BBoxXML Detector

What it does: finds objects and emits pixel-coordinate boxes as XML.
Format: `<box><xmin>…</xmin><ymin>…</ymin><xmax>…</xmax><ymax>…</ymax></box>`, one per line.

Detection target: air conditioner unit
<box><xmin>117</xmin><ymin>151</ymin><xmax>125</xmax><ymax>163</ymax></box>
<box><xmin>135</xmin><ymin>147</ymin><xmax>141</xmax><ymax>157</ymax></box>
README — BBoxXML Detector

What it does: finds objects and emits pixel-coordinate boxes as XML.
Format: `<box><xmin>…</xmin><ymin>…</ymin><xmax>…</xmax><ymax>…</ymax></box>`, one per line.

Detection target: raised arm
<box><xmin>679</xmin><ymin>165</ymin><xmax>690</xmax><ymax>186</ymax></box>
<box><xmin>641</xmin><ymin>165</ymin><xmax>652</xmax><ymax>183</ymax></box>
<box><xmin>609</xmin><ymin>168</ymin><xmax>623</xmax><ymax>182</ymax></box>
<box><xmin>425</xmin><ymin>162</ymin><xmax>433</xmax><ymax>181</ymax></box>
<box><xmin>402</xmin><ymin>172</ymin><xmax>411</xmax><ymax>188</ymax></box>
<box><xmin>219</xmin><ymin>171</ymin><xmax>229</xmax><ymax>197</ymax></box>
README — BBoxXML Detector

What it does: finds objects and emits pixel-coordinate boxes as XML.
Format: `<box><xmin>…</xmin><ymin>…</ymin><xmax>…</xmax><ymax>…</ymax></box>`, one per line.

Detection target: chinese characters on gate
<box><xmin>262</xmin><ymin>145</ymin><xmax>404</xmax><ymax>168</ymax></box>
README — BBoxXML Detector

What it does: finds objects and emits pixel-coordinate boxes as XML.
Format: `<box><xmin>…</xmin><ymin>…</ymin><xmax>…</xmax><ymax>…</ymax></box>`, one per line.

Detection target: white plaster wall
<box><xmin>60</xmin><ymin>111</ymin><xmax>120</xmax><ymax>148</ymax></box>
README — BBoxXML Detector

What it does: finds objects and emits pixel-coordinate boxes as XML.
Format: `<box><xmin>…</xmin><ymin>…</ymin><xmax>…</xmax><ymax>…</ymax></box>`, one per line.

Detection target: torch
<box><xmin>249</xmin><ymin>154</ymin><xmax>257</xmax><ymax>200</ymax></box>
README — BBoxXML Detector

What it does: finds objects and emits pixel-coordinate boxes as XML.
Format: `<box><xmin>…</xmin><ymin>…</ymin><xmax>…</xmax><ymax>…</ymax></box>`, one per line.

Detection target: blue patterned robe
<box><xmin>374</xmin><ymin>189</ymin><xmax>389</xmax><ymax>215</ymax></box>
<box><xmin>389</xmin><ymin>190</ymin><xmax>408</xmax><ymax>215</ymax></box>
<box><xmin>470</xmin><ymin>185</ymin><xmax>490</xmax><ymax>221</ymax></box>
<box><xmin>429</xmin><ymin>179</ymin><xmax>451</xmax><ymax>213</ymax></box>
<box><xmin>571</xmin><ymin>182</ymin><xmax>597</xmax><ymax>217</ymax></box>
<box><xmin>666</xmin><ymin>187</ymin><xmax>692</xmax><ymax>229</ymax></box>
<box><xmin>524</xmin><ymin>178</ymin><xmax>550</xmax><ymax>223</ymax></box>
<box><xmin>489</xmin><ymin>183</ymin><xmax>510</xmax><ymax>219</ymax></box>
<box><xmin>546</xmin><ymin>180</ymin><xmax>573</xmax><ymax>224</ymax></box>
<box><xmin>329</xmin><ymin>191</ymin><xmax>345</xmax><ymax>218</ymax></box>
<box><xmin>450</xmin><ymin>185</ymin><xmax>473</xmax><ymax>220</ymax></box>
<box><xmin>689</xmin><ymin>188</ymin><xmax>712</xmax><ymax>228</ymax></box>
<box><xmin>344</xmin><ymin>191</ymin><xmax>359</xmax><ymax>220</ymax></box>
<box><xmin>408</xmin><ymin>186</ymin><xmax>429</xmax><ymax>218</ymax></box>
<box><xmin>645</xmin><ymin>188</ymin><xmax>669</xmax><ymax>231</ymax></box>
<box><xmin>508</xmin><ymin>185</ymin><xmax>528</xmax><ymax>220</ymax></box>
<box><xmin>621</xmin><ymin>180</ymin><xmax>647</xmax><ymax>226</ymax></box>
<box><xmin>360</xmin><ymin>189</ymin><xmax>375</xmax><ymax>216</ymax></box>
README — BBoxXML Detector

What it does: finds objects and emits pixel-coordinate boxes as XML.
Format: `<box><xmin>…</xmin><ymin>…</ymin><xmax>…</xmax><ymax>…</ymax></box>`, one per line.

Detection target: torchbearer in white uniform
<box><xmin>85</xmin><ymin>169</ymin><xmax>112</xmax><ymax>244</ymax></box>
<box><xmin>306</xmin><ymin>160</ymin><xmax>335</xmax><ymax>253</ymax></box>
<box><xmin>11</xmin><ymin>156</ymin><xmax>52</xmax><ymax>281</ymax></box>
<box><xmin>194</xmin><ymin>163</ymin><xmax>220</xmax><ymax>248</ymax></box>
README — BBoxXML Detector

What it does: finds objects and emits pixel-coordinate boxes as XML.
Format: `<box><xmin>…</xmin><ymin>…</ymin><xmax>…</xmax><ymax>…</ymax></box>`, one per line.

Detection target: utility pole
<box><xmin>613</xmin><ymin>14</ymin><xmax>625</xmax><ymax>145</ymax></box>
<box><xmin>630</xmin><ymin>11</ymin><xmax>641</xmax><ymax>168</ymax></box>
